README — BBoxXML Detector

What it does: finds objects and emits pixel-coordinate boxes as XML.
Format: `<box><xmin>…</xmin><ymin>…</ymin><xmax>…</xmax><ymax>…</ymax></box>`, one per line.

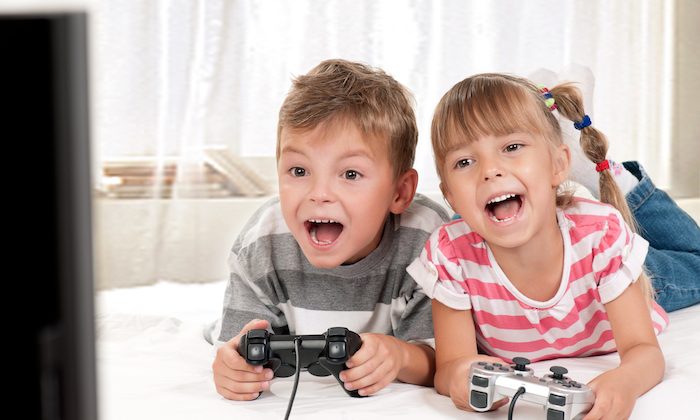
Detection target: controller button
<box><xmin>471</xmin><ymin>375</ymin><xmax>489</xmax><ymax>387</ymax></box>
<box><xmin>477</xmin><ymin>361</ymin><xmax>487</xmax><ymax>366</ymax></box>
<box><xmin>499</xmin><ymin>367</ymin><xmax>510</xmax><ymax>371</ymax></box>
<box><xmin>248</xmin><ymin>330</ymin><xmax>268</xmax><ymax>339</ymax></box>
<box><xmin>548</xmin><ymin>394</ymin><xmax>567</xmax><ymax>406</ymax></box>
<box><xmin>572</xmin><ymin>382</ymin><xmax>581</xmax><ymax>388</ymax></box>
<box><xmin>328</xmin><ymin>341</ymin><xmax>347</xmax><ymax>359</ymax></box>
<box><xmin>563</xmin><ymin>383</ymin><xmax>572</xmax><ymax>388</ymax></box>
<box><xmin>546</xmin><ymin>408</ymin><xmax>565</xmax><ymax>420</ymax></box>
<box><xmin>493</xmin><ymin>363</ymin><xmax>502</xmax><ymax>367</ymax></box>
<box><xmin>327</xmin><ymin>327</ymin><xmax>347</xmax><ymax>337</ymax></box>
<box><xmin>247</xmin><ymin>343</ymin><xmax>266</xmax><ymax>361</ymax></box>
<box><xmin>470</xmin><ymin>391</ymin><xmax>489</xmax><ymax>409</ymax></box>
<box><xmin>484</xmin><ymin>365</ymin><xmax>494</xmax><ymax>371</ymax></box>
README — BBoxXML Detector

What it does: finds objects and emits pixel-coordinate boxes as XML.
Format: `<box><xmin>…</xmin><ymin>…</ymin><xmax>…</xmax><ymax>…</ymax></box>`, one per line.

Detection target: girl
<box><xmin>408</xmin><ymin>73</ymin><xmax>668</xmax><ymax>419</ymax></box>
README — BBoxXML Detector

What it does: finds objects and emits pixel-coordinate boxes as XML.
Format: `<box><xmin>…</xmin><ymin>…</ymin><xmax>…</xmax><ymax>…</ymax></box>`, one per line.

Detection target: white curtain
<box><xmin>91</xmin><ymin>0</ymin><xmax>694</xmax><ymax>194</ymax></box>
<box><xmin>90</xmin><ymin>0</ymin><xmax>697</xmax><ymax>286</ymax></box>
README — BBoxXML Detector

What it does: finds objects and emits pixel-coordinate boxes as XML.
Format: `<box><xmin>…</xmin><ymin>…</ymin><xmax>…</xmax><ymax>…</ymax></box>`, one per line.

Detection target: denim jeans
<box><xmin>623</xmin><ymin>161</ymin><xmax>700</xmax><ymax>312</ymax></box>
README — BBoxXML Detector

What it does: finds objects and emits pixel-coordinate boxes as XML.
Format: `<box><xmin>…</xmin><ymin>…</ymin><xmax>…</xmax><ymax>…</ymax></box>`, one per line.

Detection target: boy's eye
<box><xmin>290</xmin><ymin>167</ymin><xmax>306</xmax><ymax>177</ymax></box>
<box><xmin>344</xmin><ymin>170</ymin><xmax>360</xmax><ymax>180</ymax></box>
<box><xmin>505</xmin><ymin>144</ymin><xmax>523</xmax><ymax>152</ymax></box>
<box><xmin>455</xmin><ymin>158</ymin><xmax>474</xmax><ymax>169</ymax></box>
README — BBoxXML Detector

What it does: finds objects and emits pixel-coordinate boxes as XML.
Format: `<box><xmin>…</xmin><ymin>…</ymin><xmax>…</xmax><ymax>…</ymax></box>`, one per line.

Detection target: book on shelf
<box><xmin>98</xmin><ymin>148</ymin><xmax>271</xmax><ymax>199</ymax></box>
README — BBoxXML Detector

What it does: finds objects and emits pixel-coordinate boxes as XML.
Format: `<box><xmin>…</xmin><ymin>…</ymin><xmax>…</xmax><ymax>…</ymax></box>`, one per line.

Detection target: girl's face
<box><xmin>441</xmin><ymin>132</ymin><xmax>569</xmax><ymax>251</ymax></box>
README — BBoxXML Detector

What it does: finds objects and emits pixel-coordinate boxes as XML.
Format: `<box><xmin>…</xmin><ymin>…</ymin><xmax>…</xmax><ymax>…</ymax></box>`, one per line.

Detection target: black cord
<box><xmin>283</xmin><ymin>338</ymin><xmax>302</xmax><ymax>420</ymax></box>
<box><xmin>507</xmin><ymin>386</ymin><xmax>526</xmax><ymax>420</ymax></box>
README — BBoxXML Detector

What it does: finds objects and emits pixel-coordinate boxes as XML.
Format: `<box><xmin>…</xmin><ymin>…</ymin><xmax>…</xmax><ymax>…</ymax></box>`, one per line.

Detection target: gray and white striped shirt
<box><xmin>215</xmin><ymin>194</ymin><xmax>449</xmax><ymax>345</ymax></box>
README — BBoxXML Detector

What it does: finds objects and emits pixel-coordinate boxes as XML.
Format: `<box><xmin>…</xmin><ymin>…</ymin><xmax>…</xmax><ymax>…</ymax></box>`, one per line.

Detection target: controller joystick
<box><xmin>513</xmin><ymin>357</ymin><xmax>531</xmax><ymax>372</ymax></box>
<box><xmin>468</xmin><ymin>358</ymin><xmax>594</xmax><ymax>420</ymax></box>
<box><xmin>238</xmin><ymin>327</ymin><xmax>364</xmax><ymax>398</ymax></box>
<box><xmin>550</xmin><ymin>366</ymin><xmax>569</xmax><ymax>380</ymax></box>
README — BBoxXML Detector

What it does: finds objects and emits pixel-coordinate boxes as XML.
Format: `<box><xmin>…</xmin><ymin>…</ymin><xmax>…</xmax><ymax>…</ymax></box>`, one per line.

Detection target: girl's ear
<box><xmin>551</xmin><ymin>144</ymin><xmax>571</xmax><ymax>187</ymax></box>
<box><xmin>389</xmin><ymin>168</ymin><xmax>418</xmax><ymax>214</ymax></box>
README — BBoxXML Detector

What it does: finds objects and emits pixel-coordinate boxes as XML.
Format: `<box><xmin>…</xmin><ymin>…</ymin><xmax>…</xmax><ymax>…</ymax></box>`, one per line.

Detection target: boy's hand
<box><xmin>212</xmin><ymin>319</ymin><xmax>274</xmax><ymax>401</ymax></box>
<box><xmin>447</xmin><ymin>356</ymin><xmax>509</xmax><ymax>412</ymax></box>
<box><xmin>583</xmin><ymin>368</ymin><xmax>636</xmax><ymax>420</ymax></box>
<box><xmin>338</xmin><ymin>333</ymin><xmax>404</xmax><ymax>396</ymax></box>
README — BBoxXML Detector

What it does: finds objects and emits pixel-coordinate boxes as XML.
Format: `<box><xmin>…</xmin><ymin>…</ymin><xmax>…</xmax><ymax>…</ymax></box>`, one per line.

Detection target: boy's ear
<box><xmin>389</xmin><ymin>168</ymin><xmax>418</xmax><ymax>214</ymax></box>
<box><xmin>551</xmin><ymin>144</ymin><xmax>571</xmax><ymax>187</ymax></box>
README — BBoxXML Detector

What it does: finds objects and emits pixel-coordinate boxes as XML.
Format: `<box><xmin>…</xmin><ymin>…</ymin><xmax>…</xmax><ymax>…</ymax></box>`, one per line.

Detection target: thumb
<box><xmin>232</xmin><ymin>319</ymin><xmax>271</xmax><ymax>346</ymax></box>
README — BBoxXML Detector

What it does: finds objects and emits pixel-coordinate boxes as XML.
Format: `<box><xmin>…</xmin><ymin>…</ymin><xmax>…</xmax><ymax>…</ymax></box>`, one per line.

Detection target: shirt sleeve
<box><xmin>390</xmin><ymin>280</ymin><xmax>435</xmax><ymax>347</ymax></box>
<box><xmin>593</xmin><ymin>208</ymin><xmax>649</xmax><ymax>304</ymax></box>
<box><xmin>406</xmin><ymin>226</ymin><xmax>473</xmax><ymax>311</ymax></box>
<box><xmin>216</xmin><ymin>249</ymin><xmax>288</xmax><ymax>343</ymax></box>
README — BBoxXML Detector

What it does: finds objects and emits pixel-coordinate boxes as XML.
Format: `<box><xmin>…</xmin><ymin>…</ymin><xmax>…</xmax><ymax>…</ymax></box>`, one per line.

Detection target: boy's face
<box><xmin>277</xmin><ymin>120</ymin><xmax>400</xmax><ymax>268</ymax></box>
<box><xmin>441</xmin><ymin>132</ymin><xmax>569</xmax><ymax>251</ymax></box>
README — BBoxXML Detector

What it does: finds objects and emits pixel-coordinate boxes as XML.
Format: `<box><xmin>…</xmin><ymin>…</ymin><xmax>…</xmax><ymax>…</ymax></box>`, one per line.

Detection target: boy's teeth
<box><xmin>310</xmin><ymin>227</ymin><xmax>332</xmax><ymax>245</ymax></box>
<box><xmin>488</xmin><ymin>193</ymin><xmax>516</xmax><ymax>205</ymax></box>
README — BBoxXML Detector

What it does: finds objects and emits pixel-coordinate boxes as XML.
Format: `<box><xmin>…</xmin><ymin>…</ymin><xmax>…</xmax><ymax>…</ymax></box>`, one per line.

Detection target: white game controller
<box><xmin>468</xmin><ymin>357</ymin><xmax>594</xmax><ymax>420</ymax></box>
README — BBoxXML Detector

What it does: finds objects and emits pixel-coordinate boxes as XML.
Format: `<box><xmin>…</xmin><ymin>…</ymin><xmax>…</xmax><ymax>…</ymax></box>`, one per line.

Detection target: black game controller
<box><xmin>239</xmin><ymin>327</ymin><xmax>364</xmax><ymax>397</ymax></box>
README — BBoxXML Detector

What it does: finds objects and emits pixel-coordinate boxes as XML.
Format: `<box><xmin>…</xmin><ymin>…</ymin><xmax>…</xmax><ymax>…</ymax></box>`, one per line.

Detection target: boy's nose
<box><xmin>309</xmin><ymin>178</ymin><xmax>335</xmax><ymax>203</ymax></box>
<box><xmin>483</xmin><ymin>167</ymin><xmax>504</xmax><ymax>181</ymax></box>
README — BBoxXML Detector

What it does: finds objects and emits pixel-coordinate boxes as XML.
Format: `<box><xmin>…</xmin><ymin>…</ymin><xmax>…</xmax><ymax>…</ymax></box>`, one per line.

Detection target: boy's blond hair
<box><xmin>431</xmin><ymin>73</ymin><xmax>654</xmax><ymax>303</ymax></box>
<box><xmin>277</xmin><ymin>59</ymin><xmax>417</xmax><ymax>178</ymax></box>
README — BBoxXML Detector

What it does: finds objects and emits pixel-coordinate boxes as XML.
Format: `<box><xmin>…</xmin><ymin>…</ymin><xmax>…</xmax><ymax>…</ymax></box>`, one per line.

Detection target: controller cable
<box><xmin>283</xmin><ymin>338</ymin><xmax>302</xmax><ymax>420</ymax></box>
<box><xmin>507</xmin><ymin>386</ymin><xmax>527</xmax><ymax>420</ymax></box>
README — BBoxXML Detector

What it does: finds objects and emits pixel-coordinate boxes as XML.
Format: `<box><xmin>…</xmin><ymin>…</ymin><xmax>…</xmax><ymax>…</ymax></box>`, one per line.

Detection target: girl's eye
<box><xmin>455</xmin><ymin>158</ymin><xmax>474</xmax><ymax>169</ymax></box>
<box><xmin>344</xmin><ymin>170</ymin><xmax>360</xmax><ymax>180</ymax></box>
<box><xmin>505</xmin><ymin>144</ymin><xmax>523</xmax><ymax>152</ymax></box>
<box><xmin>290</xmin><ymin>167</ymin><xmax>306</xmax><ymax>177</ymax></box>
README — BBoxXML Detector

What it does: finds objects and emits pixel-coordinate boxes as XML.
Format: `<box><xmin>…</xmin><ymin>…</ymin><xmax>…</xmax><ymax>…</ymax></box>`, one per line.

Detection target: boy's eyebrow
<box><xmin>280</xmin><ymin>145</ymin><xmax>375</xmax><ymax>160</ymax></box>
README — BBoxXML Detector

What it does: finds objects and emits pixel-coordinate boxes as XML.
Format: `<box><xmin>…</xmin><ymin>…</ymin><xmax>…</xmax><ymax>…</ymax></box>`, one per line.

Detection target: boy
<box><xmin>211</xmin><ymin>59</ymin><xmax>449</xmax><ymax>400</ymax></box>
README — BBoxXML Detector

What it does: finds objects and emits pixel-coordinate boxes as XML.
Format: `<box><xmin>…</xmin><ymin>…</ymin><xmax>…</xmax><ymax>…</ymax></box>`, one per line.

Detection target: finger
<box><xmin>214</xmin><ymin>372</ymin><xmax>270</xmax><ymax>394</ymax></box>
<box><xmin>583</xmin><ymin>401</ymin><xmax>606</xmax><ymax>420</ymax></box>
<box><xmin>344</xmin><ymin>359</ymin><xmax>391</xmax><ymax>392</ymax></box>
<box><xmin>345</xmin><ymin>335</ymin><xmax>377</xmax><ymax>368</ymax></box>
<box><xmin>341</xmin><ymin>350</ymin><xmax>383</xmax><ymax>383</ymax></box>
<box><xmin>214</xmin><ymin>374</ymin><xmax>269</xmax><ymax>401</ymax></box>
<box><xmin>234</xmin><ymin>319</ymin><xmax>271</xmax><ymax>346</ymax></box>
<box><xmin>357</xmin><ymin>374</ymin><xmax>393</xmax><ymax>396</ymax></box>
<box><xmin>216</xmin><ymin>343</ymin><xmax>265</xmax><ymax>374</ymax></box>
<box><xmin>492</xmin><ymin>397</ymin><xmax>509</xmax><ymax>411</ymax></box>
<box><xmin>215</xmin><ymin>386</ymin><xmax>261</xmax><ymax>401</ymax></box>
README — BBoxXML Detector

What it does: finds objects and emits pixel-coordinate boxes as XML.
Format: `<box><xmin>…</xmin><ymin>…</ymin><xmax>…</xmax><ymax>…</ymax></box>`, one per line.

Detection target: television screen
<box><xmin>2</xmin><ymin>12</ymin><xmax>98</xmax><ymax>420</ymax></box>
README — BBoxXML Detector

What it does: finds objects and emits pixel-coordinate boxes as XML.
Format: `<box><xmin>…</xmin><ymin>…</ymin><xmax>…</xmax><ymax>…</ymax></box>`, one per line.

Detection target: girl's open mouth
<box><xmin>485</xmin><ymin>193</ymin><xmax>523</xmax><ymax>223</ymax></box>
<box><xmin>305</xmin><ymin>219</ymin><xmax>344</xmax><ymax>245</ymax></box>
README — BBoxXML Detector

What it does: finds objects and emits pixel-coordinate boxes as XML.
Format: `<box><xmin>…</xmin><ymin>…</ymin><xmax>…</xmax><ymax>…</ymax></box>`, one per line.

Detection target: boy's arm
<box><xmin>217</xmin><ymin>253</ymin><xmax>287</xmax><ymax>343</ymax></box>
<box><xmin>584</xmin><ymin>280</ymin><xmax>664</xmax><ymax>420</ymax></box>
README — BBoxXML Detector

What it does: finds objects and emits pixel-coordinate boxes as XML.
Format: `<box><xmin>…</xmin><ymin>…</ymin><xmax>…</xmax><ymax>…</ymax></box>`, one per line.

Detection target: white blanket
<box><xmin>96</xmin><ymin>281</ymin><xmax>700</xmax><ymax>419</ymax></box>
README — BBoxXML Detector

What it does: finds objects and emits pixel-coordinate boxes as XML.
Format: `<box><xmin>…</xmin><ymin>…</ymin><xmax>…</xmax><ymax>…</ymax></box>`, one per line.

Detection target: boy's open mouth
<box><xmin>305</xmin><ymin>219</ymin><xmax>344</xmax><ymax>245</ymax></box>
<box><xmin>485</xmin><ymin>193</ymin><xmax>522</xmax><ymax>223</ymax></box>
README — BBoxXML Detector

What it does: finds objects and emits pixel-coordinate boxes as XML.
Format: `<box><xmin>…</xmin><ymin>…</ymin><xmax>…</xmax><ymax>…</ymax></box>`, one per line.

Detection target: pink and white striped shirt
<box><xmin>407</xmin><ymin>198</ymin><xmax>668</xmax><ymax>363</ymax></box>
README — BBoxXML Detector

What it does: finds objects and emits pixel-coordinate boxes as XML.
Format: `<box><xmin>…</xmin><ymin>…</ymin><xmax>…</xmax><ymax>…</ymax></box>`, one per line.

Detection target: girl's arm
<box><xmin>584</xmin><ymin>279</ymin><xmax>665</xmax><ymax>420</ymax></box>
<box><xmin>432</xmin><ymin>299</ymin><xmax>508</xmax><ymax>411</ymax></box>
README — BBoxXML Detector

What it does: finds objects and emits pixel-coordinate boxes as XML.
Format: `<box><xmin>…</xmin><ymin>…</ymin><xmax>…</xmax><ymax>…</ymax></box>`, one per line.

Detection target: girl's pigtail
<box><xmin>551</xmin><ymin>83</ymin><xmax>654</xmax><ymax>303</ymax></box>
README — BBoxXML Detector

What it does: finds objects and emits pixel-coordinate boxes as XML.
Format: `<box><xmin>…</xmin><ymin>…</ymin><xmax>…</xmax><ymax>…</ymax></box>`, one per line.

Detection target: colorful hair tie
<box><xmin>595</xmin><ymin>160</ymin><xmax>610</xmax><ymax>172</ymax></box>
<box><xmin>539</xmin><ymin>87</ymin><xmax>557</xmax><ymax>111</ymax></box>
<box><xmin>574</xmin><ymin>115</ymin><xmax>592</xmax><ymax>130</ymax></box>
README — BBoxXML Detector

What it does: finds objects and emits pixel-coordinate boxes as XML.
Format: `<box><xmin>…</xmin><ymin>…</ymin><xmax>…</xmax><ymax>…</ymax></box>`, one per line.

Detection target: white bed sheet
<box><xmin>96</xmin><ymin>281</ymin><xmax>700</xmax><ymax>420</ymax></box>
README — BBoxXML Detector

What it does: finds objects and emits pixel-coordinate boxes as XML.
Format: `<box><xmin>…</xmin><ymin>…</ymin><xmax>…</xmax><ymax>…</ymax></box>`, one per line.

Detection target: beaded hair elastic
<box><xmin>539</xmin><ymin>87</ymin><xmax>558</xmax><ymax>111</ymax></box>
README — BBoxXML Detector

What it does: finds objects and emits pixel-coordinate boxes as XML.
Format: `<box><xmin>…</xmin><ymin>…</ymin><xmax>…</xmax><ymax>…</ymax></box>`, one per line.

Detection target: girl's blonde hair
<box><xmin>431</xmin><ymin>73</ymin><xmax>654</xmax><ymax>303</ymax></box>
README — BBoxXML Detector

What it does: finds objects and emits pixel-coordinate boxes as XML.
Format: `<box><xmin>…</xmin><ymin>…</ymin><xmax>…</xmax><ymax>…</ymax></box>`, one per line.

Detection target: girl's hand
<box><xmin>583</xmin><ymin>368</ymin><xmax>637</xmax><ymax>420</ymax></box>
<box><xmin>448</xmin><ymin>356</ymin><xmax>509</xmax><ymax>412</ymax></box>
